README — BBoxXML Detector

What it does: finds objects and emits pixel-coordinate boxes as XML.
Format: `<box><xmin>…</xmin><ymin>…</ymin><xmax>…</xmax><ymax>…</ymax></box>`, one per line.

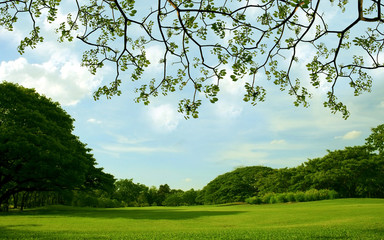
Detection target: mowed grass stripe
<box><xmin>0</xmin><ymin>199</ymin><xmax>383</xmax><ymax>239</ymax></box>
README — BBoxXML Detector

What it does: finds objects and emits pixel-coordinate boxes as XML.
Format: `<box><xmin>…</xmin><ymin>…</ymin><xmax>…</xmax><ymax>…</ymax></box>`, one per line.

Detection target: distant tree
<box><xmin>182</xmin><ymin>188</ymin><xmax>199</xmax><ymax>205</ymax></box>
<box><xmin>114</xmin><ymin>179</ymin><xmax>149</xmax><ymax>206</ymax></box>
<box><xmin>202</xmin><ymin>166</ymin><xmax>274</xmax><ymax>204</ymax></box>
<box><xmin>0</xmin><ymin>82</ymin><xmax>113</xmax><ymax>209</ymax></box>
<box><xmin>163</xmin><ymin>191</ymin><xmax>184</xmax><ymax>206</ymax></box>
<box><xmin>1</xmin><ymin>1</ymin><xmax>382</xmax><ymax>118</ymax></box>
<box><xmin>157</xmin><ymin>184</ymin><xmax>171</xmax><ymax>205</ymax></box>
<box><xmin>300</xmin><ymin>146</ymin><xmax>384</xmax><ymax>197</ymax></box>
<box><xmin>257</xmin><ymin>167</ymin><xmax>297</xmax><ymax>195</ymax></box>
<box><xmin>147</xmin><ymin>186</ymin><xmax>159</xmax><ymax>206</ymax></box>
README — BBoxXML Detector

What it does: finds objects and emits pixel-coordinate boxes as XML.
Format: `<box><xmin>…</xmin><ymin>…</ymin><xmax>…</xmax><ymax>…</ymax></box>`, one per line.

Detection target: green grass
<box><xmin>1</xmin><ymin>199</ymin><xmax>383</xmax><ymax>239</ymax></box>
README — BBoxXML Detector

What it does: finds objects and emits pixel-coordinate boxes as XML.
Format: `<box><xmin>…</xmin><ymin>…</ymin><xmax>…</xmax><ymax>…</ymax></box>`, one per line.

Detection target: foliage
<box><xmin>201</xmin><ymin>166</ymin><xmax>275</xmax><ymax>204</ymax></box>
<box><xmin>299</xmin><ymin>146</ymin><xmax>384</xmax><ymax>197</ymax></box>
<box><xmin>246</xmin><ymin>189</ymin><xmax>338</xmax><ymax>205</ymax></box>
<box><xmin>365</xmin><ymin>124</ymin><xmax>384</xmax><ymax>155</ymax></box>
<box><xmin>0</xmin><ymin>82</ymin><xmax>114</xmax><ymax>210</ymax></box>
<box><xmin>114</xmin><ymin>179</ymin><xmax>149</xmax><ymax>207</ymax></box>
<box><xmin>200</xmin><ymin>124</ymin><xmax>384</xmax><ymax>204</ymax></box>
<box><xmin>1</xmin><ymin>0</ymin><xmax>383</xmax><ymax>118</ymax></box>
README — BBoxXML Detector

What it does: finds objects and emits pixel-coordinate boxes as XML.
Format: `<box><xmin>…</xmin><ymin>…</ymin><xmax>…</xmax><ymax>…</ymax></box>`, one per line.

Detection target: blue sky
<box><xmin>1</xmin><ymin>1</ymin><xmax>384</xmax><ymax>190</ymax></box>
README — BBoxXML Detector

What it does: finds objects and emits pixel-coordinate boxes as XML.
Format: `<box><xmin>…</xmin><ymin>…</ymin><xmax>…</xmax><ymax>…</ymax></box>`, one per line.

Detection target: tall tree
<box><xmin>300</xmin><ymin>146</ymin><xmax>383</xmax><ymax>197</ymax></box>
<box><xmin>0</xmin><ymin>82</ymin><xmax>113</xmax><ymax>208</ymax></box>
<box><xmin>114</xmin><ymin>179</ymin><xmax>149</xmax><ymax>206</ymax></box>
<box><xmin>365</xmin><ymin>124</ymin><xmax>384</xmax><ymax>155</ymax></box>
<box><xmin>202</xmin><ymin>166</ymin><xmax>274</xmax><ymax>204</ymax></box>
<box><xmin>0</xmin><ymin>0</ymin><xmax>382</xmax><ymax>118</ymax></box>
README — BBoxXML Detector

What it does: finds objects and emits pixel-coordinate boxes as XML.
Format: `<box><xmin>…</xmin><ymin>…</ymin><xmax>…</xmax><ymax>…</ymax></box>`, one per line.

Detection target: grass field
<box><xmin>0</xmin><ymin>199</ymin><xmax>383</xmax><ymax>239</ymax></box>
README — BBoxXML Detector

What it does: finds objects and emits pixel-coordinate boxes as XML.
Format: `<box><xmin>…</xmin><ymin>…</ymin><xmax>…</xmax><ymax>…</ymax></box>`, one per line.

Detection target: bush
<box><xmin>246</xmin><ymin>189</ymin><xmax>339</xmax><ymax>205</ymax></box>
<box><xmin>262</xmin><ymin>193</ymin><xmax>275</xmax><ymax>204</ymax></box>
<box><xmin>276</xmin><ymin>193</ymin><xmax>288</xmax><ymax>203</ymax></box>
<box><xmin>245</xmin><ymin>196</ymin><xmax>262</xmax><ymax>204</ymax></box>
<box><xmin>328</xmin><ymin>190</ymin><xmax>338</xmax><ymax>199</ymax></box>
<box><xmin>286</xmin><ymin>192</ymin><xmax>295</xmax><ymax>202</ymax></box>
<box><xmin>269</xmin><ymin>195</ymin><xmax>278</xmax><ymax>204</ymax></box>
<box><xmin>305</xmin><ymin>189</ymin><xmax>320</xmax><ymax>202</ymax></box>
<box><xmin>294</xmin><ymin>191</ymin><xmax>306</xmax><ymax>202</ymax></box>
<box><xmin>98</xmin><ymin>198</ymin><xmax>121</xmax><ymax>208</ymax></box>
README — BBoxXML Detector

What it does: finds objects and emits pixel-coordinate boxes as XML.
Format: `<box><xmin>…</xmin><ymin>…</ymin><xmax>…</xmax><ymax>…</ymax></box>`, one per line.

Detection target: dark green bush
<box><xmin>276</xmin><ymin>193</ymin><xmax>288</xmax><ymax>203</ymax></box>
<box><xmin>245</xmin><ymin>196</ymin><xmax>262</xmax><ymax>204</ymax></box>
<box><xmin>294</xmin><ymin>191</ymin><xmax>306</xmax><ymax>202</ymax></box>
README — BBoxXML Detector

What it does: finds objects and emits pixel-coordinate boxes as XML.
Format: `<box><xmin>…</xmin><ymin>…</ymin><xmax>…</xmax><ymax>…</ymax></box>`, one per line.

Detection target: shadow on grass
<box><xmin>1</xmin><ymin>205</ymin><xmax>246</xmax><ymax>220</ymax></box>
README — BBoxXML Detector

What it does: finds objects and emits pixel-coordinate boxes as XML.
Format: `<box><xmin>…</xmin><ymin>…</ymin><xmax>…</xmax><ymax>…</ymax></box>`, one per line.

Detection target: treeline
<box><xmin>5</xmin><ymin>181</ymin><xmax>202</xmax><ymax>209</ymax></box>
<box><xmin>200</xmin><ymin>124</ymin><xmax>384</xmax><ymax>204</ymax></box>
<box><xmin>4</xmin><ymin>123</ymin><xmax>384</xmax><ymax>210</ymax></box>
<box><xmin>5</xmin><ymin>124</ymin><xmax>384</xmax><ymax>210</ymax></box>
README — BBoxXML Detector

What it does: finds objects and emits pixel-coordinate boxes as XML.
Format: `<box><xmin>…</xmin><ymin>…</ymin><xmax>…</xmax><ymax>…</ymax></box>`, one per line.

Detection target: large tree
<box><xmin>0</xmin><ymin>0</ymin><xmax>383</xmax><ymax>118</ymax></box>
<box><xmin>0</xmin><ymin>82</ymin><xmax>114</xmax><ymax>208</ymax></box>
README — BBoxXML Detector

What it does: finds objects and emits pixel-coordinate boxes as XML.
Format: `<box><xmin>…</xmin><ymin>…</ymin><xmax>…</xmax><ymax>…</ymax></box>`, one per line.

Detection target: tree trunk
<box><xmin>20</xmin><ymin>192</ymin><xmax>29</xmax><ymax>211</ymax></box>
<box><xmin>12</xmin><ymin>193</ymin><xmax>19</xmax><ymax>209</ymax></box>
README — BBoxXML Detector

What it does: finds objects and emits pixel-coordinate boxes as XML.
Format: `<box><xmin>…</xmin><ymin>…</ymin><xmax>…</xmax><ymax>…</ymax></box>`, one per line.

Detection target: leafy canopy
<box><xmin>0</xmin><ymin>82</ymin><xmax>114</xmax><ymax>205</ymax></box>
<box><xmin>1</xmin><ymin>0</ymin><xmax>383</xmax><ymax>118</ymax></box>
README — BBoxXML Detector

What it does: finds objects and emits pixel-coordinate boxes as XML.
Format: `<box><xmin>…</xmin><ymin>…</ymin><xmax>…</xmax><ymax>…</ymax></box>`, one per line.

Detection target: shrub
<box><xmin>276</xmin><ymin>193</ymin><xmax>288</xmax><ymax>203</ymax></box>
<box><xmin>246</xmin><ymin>189</ymin><xmax>339</xmax><ymax>205</ymax></box>
<box><xmin>294</xmin><ymin>191</ymin><xmax>306</xmax><ymax>202</ymax></box>
<box><xmin>305</xmin><ymin>189</ymin><xmax>320</xmax><ymax>202</ymax></box>
<box><xmin>328</xmin><ymin>190</ymin><xmax>338</xmax><ymax>199</ymax></box>
<box><xmin>269</xmin><ymin>195</ymin><xmax>278</xmax><ymax>204</ymax></box>
<box><xmin>245</xmin><ymin>196</ymin><xmax>262</xmax><ymax>204</ymax></box>
<box><xmin>286</xmin><ymin>192</ymin><xmax>295</xmax><ymax>202</ymax></box>
<box><xmin>262</xmin><ymin>193</ymin><xmax>275</xmax><ymax>204</ymax></box>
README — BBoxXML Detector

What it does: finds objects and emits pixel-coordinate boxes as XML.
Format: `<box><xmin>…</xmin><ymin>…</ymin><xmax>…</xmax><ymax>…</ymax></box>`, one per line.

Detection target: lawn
<box><xmin>0</xmin><ymin>199</ymin><xmax>383</xmax><ymax>239</ymax></box>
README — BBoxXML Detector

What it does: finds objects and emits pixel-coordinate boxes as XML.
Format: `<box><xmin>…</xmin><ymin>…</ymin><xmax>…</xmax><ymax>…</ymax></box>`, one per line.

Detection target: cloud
<box><xmin>87</xmin><ymin>118</ymin><xmax>102</xmax><ymax>124</ymax></box>
<box><xmin>113</xmin><ymin>135</ymin><xmax>149</xmax><ymax>145</ymax></box>
<box><xmin>102</xmin><ymin>145</ymin><xmax>179</xmax><ymax>153</ymax></box>
<box><xmin>270</xmin><ymin>139</ymin><xmax>286</xmax><ymax>145</ymax></box>
<box><xmin>335</xmin><ymin>130</ymin><xmax>362</xmax><ymax>140</ymax></box>
<box><xmin>146</xmin><ymin>45</ymin><xmax>164</xmax><ymax>71</ymax></box>
<box><xmin>214</xmin><ymin>139</ymin><xmax>306</xmax><ymax>167</ymax></box>
<box><xmin>215</xmin><ymin>143</ymin><xmax>269</xmax><ymax>166</ymax></box>
<box><xmin>216</xmin><ymin>101</ymin><xmax>243</xmax><ymax>118</ymax></box>
<box><xmin>184</xmin><ymin>178</ymin><xmax>192</xmax><ymax>183</ymax></box>
<box><xmin>148</xmin><ymin>104</ymin><xmax>181</xmax><ymax>132</ymax></box>
<box><xmin>0</xmin><ymin>57</ymin><xmax>101</xmax><ymax>106</ymax></box>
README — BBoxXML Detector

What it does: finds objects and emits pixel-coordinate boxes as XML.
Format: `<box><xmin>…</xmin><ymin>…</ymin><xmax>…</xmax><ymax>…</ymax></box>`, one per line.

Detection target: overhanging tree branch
<box><xmin>1</xmin><ymin>0</ymin><xmax>383</xmax><ymax>118</ymax></box>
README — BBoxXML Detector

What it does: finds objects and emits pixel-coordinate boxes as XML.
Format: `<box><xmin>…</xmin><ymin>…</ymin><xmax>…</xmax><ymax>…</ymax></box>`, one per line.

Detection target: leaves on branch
<box><xmin>1</xmin><ymin>0</ymin><xmax>384</xmax><ymax>119</ymax></box>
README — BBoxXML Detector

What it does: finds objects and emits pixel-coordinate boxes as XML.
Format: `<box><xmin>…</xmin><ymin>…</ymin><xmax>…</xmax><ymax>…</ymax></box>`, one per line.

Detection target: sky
<box><xmin>1</xmin><ymin>1</ymin><xmax>383</xmax><ymax>190</ymax></box>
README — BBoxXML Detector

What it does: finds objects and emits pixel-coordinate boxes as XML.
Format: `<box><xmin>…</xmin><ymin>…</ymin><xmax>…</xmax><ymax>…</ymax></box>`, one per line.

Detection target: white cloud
<box><xmin>102</xmin><ymin>145</ymin><xmax>179</xmax><ymax>153</ymax></box>
<box><xmin>87</xmin><ymin>118</ymin><xmax>102</xmax><ymax>124</ymax></box>
<box><xmin>113</xmin><ymin>135</ymin><xmax>149</xmax><ymax>145</ymax></box>
<box><xmin>215</xmin><ymin>143</ymin><xmax>269</xmax><ymax>166</ymax></box>
<box><xmin>335</xmin><ymin>130</ymin><xmax>362</xmax><ymax>140</ymax></box>
<box><xmin>148</xmin><ymin>104</ymin><xmax>181</xmax><ymax>132</ymax></box>
<box><xmin>215</xmin><ymin>140</ymin><xmax>306</xmax><ymax>166</ymax></box>
<box><xmin>270</xmin><ymin>139</ymin><xmax>286</xmax><ymax>145</ymax></box>
<box><xmin>216</xmin><ymin>101</ymin><xmax>243</xmax><ymax>118</ymax></box>
<box><xmin>0</xmin><ymin>56</ymin><xmax>101</xmax><ymax>106</ymax></box>
<box><xmin>184</xmin><ymin>178</ymin><xmax>192</xmax><ymax>183</ymax></box>
<box><xmin>146</xmin><ymin>45</ymin><xmax>164</xmax><ymax>70</ymax></box>
<box><xmin>218</xmin><ymin>68</ymin><xmax>246</xmax><ymax>96</ymax></box>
